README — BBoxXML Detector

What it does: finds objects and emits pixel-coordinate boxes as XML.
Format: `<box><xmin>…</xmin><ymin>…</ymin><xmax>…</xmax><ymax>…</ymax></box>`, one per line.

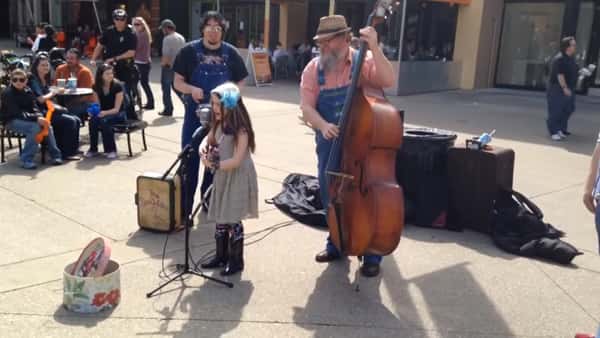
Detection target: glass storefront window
<box><xmin>496</xmin><ymin>2</ymin><xmax>565</xmax><ymax>89</ymax></box>
<box><xmin>575</xmin><ymin>1</ymin><xmax>594</xmax><ymax>68</ymax></box>
<box><xmin>379</xmin><ymin>0</ymin><xmax>458</xmax><ymax>62</ymax></box>
<box><xmin>379</xmin><ymin>4</ymin><xmax>402</xmax><ymax>61</ymax></box>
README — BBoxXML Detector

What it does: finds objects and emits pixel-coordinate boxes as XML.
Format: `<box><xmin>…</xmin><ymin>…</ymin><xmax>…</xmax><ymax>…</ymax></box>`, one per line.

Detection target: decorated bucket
<box><xmin>63</xmin><ymin>260</ymin><xmax>121</xmax><ymax>313</ymax></box>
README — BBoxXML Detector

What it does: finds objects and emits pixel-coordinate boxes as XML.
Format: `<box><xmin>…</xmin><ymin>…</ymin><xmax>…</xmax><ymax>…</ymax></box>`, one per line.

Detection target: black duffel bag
<box><xmin>266</xmin><ymin>173</ymin><xmax>327</xmax><ymax>228</ymax></box>
<box><xmin>492</xmin><ymin>189</ymin><xmax>582</xmax><ymax>265</ymax></box>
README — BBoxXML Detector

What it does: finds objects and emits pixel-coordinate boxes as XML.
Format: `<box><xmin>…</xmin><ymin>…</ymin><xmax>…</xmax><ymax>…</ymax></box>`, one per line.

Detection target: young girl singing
<box><xmin>200</xmin><ymin>82</ymin><xmax>258</xmax><ymax>276</ymax></box>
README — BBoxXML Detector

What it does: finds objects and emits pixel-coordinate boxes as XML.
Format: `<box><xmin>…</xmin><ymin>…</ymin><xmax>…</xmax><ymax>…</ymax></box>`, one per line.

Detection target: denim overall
<box><xmin>315</xmin><ymin>58</ymin><xmax>382</xmax><ymax>265</ymax></box>
<box><xmin>182</xmin><ymin>40</ymin><xmax>232</xmax><ymax>211</ymax></box>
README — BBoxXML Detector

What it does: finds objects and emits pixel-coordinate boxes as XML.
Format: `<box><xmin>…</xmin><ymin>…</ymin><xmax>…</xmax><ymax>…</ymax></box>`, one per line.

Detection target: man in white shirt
<box><xmin>30</xmin><ymin>22</ymin><xmax>47</xmax><ymax>53</ymax></box>
<box><xmin>159</xmin><ymin>19</ymin><xmax>186</xmax><ymax>116</ymax></box>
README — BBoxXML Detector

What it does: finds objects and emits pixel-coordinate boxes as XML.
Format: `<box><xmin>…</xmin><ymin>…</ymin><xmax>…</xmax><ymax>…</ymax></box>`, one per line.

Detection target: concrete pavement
<box><xmin>1</xmin><ymin>41</ymin><xmax>599</xmax><ymax>337</ymax></box>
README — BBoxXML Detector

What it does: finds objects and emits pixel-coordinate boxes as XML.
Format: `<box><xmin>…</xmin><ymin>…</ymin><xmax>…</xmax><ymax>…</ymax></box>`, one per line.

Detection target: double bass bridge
<box><xmin>326</xmin><ymin>171</ymin><xmax>355</xmax><ymax>198</ymax></box>
<box><xmin>326</xmin><ymin>171</ymin><xmax>354</xmax><ymax>180</ymax></box>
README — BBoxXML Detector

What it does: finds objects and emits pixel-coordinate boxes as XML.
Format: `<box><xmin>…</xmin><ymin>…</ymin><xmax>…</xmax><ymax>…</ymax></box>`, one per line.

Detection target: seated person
<box><xmin>0</xmin><ymin>69</ymin><xmax>62</xmax><ymax>169</ymax></box>
<box><xmin>272</xmin><ymin>42</ymin><xmax>289</xmax><ymax>63</ymax></box>
<box><xmin>84</xmin><ymin>63</ymin><xmax>126</xmax><ymax>160</ymax></box>
<box><xmin>54</xmin><ymin>48</ymin><xmax>95</xmax><ymax>120</ymax></box>
<box><xmin>29</xmin><ymin>53</ymin><xmax>81</xmax><ymax>160</ymax></box>
<box><xmin>37</xmin><ymin>25</ymin><xmax>57</xmax><ymax>53</ymax></box>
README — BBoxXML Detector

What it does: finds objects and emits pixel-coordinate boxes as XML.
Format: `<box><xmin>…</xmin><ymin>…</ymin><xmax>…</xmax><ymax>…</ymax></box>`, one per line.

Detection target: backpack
<box><xmin>266</xmin><ymin>173</ymin><xmax>327</xmax><ymax>229</ymax></box>
<box><xmin>492</xmin><ymin>189</ymin><xmax>581</xmax><ymax>264</ymax></box>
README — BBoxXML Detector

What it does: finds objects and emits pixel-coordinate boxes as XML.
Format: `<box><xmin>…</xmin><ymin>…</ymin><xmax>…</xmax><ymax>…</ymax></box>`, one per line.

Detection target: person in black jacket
<box><xmin>37</xmin><ymin>25</ymin><xmax>57</xmax><ymax>53</ymax></box>
<box><xmin>0</xmin><ymin>69</ymin><xmax>62</xmax><ymax>169</ymax></box>
<box><xmin>90</xmin><ymin>9</ymin><xmax>137</xmax><ymax>86</ymax></box>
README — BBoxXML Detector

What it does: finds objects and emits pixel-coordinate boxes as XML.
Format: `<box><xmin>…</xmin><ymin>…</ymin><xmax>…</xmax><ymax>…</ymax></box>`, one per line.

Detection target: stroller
<box><xmin>0</xmin><ymin>51</ymin><xmax>32</xmax><ymax>88</ymax></box>
<box><xmin>48</xmin><ymin>47</ymin><xmax>66</xmax><ymax>70</ymax></box>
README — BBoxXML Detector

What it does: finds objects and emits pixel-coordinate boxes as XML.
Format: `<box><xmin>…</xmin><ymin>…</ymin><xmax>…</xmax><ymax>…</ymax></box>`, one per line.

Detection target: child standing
<box><xmin>200</xmin><ymin>82</ymin><xmax>258</xmax><ymax>275</ymax></box>
<box><xmin>583</xmin><ymin>134</ymin><xmax>600</xmax><ymax>254</ymax></box>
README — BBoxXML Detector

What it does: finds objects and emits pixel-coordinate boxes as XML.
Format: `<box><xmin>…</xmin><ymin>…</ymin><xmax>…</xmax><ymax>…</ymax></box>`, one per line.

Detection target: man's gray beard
<box><xmin>321</xmin><ymin>51</ymin><xmax>343</xmax><ymax>73</ymax></box>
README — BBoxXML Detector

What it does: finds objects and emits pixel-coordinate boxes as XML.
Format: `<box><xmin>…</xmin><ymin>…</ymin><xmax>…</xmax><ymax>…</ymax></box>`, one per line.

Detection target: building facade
<box><xmin>6</xmin><ymin>0</ymin><xmax>600</xmax><ymax>95</ymax></box>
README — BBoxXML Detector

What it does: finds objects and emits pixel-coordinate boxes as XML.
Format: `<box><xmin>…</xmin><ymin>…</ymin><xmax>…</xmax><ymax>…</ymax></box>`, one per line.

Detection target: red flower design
<box><xmin>92</xmin><ymin>292</ymin><xmax>107</xmax><ymax>307</ymax></box>
<box><xmin>106</xmin><ymin>289</ymin><xmax>120</xmax><ymax>306</ymax></box>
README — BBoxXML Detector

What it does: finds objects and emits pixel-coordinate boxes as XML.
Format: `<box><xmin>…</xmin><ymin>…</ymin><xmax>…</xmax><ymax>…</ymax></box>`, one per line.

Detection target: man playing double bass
<box><xmin>300</xmin><ymin>15</ymin><xmax>396</xmax><ymax>277</ymax></box>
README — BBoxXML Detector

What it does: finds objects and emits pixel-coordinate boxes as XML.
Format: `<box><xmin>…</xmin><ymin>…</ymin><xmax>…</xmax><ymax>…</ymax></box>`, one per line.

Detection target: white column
<box><xmin>264</xmin><ymin>0</ymin><xmax>270</xmax><ymax>50</ymax></box>
<box><xmin>33</xmin><ymin>0</ymin><xmax>42</xmax><ymax>24</ymax></box>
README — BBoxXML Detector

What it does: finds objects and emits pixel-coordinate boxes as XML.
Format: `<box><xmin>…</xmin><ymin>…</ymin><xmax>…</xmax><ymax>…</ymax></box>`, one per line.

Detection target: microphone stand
<box><xmin>147</xmin><ymin>127</ymin><xmax>233</xmax><ymax>298</ymax></box>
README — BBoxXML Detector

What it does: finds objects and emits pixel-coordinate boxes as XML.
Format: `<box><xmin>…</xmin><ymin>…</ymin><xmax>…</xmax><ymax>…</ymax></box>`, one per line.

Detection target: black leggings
<box><xmin>136</xmin><ymin>62</ymin><xmax>154</xmax><ymax>106</ymax></box>
<box><xmin>50</xmin><ymin>107</ymin><xmax>80</xmax><ymax>157</ymax></box>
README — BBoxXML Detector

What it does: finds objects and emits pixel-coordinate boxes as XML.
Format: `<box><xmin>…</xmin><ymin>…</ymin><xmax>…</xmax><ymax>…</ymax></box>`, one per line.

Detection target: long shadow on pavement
<box><xmin>171</xmin><ymin>274</ymin><xmax>254</xmax><ymax>338</ymax></box>
<box><xmin>290</xmin><ymin>243</ymin><xmax>515</xmax><ymax>337</ymax></box>
<box><xmin>403</xmin><ymin>225</ymin><xmax>519</xmax><ymax>261</ymax></box>
<box><xmin>293</xmin><ymin>259</ymin><xmax>419</xmax><ymax>337</ymax></box>
<box><xmin>383</xmin><ymin>253</ymin><xmax>516</xmax><ymax>337</ymax></box>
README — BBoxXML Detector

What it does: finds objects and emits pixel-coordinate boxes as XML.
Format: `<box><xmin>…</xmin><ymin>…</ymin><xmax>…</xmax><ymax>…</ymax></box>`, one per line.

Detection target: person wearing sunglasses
<box><xmin>173</xmin><ymin>11</ymin><xmax>248</xmax><ymax>213</ymax></box>
<box><xmin>0</xmin><ymin>69</ymin><xmax>63</xmax><ymax>169</ymax></box>
<box><xmin>90</xmin><ymin>8</ymin><xmax>137</xmax><ymax>86</ymax></box>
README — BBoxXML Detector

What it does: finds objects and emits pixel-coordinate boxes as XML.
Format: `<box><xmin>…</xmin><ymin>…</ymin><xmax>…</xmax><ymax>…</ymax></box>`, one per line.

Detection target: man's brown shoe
<box><xmin>315</xmin><ymin>250</ymin><xmax>341</xmax><ymax>263</ymax></box>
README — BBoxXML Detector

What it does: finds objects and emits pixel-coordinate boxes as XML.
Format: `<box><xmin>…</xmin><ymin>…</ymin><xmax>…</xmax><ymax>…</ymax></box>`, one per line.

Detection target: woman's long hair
<box><xmin>30</xmin><ymin>52</ymin><xmax>51</xmax><ymax>86</ymax></box>
<box><xmin>210</xmin><ymin>97</ymin><xmax>256</xmax><ymax>153</ymax></box>
<box><xmin>133</xmin><ymin>16</ymin><xmax>152</xmax><ymax>44</ymax></box>
<box><xmin>93</xmin><ymin>63</ymin><xmax>116</xmax><ymax>95</ymax></box>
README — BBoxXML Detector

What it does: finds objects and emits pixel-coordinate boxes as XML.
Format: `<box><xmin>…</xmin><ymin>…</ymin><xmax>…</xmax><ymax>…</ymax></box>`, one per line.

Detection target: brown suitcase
<box><xmin>447</xmin><ymin>144</ymin><xmax>514</xmax><ymax>233</ymax></box>
<box><xmin>135</xmin><ymin>172</ymin><xmax>182</xmax><ymax>232</ymax></box>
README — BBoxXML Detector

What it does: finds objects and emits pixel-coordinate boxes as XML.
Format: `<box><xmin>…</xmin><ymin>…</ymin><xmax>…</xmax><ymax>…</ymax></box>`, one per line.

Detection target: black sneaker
<box><xmin>143</xmin><ymin>103</ymin><xmax>155</xmax><ymax>110</ymax></box>
<box><xmin>158</xmin><ymin>110</ymin><xmax>173</xmax><ymax>116</ymax></box>
<box><xmin>359</xmin><ymin>262</ymin><xmax>380</xmax><ymax>277</ymax></box>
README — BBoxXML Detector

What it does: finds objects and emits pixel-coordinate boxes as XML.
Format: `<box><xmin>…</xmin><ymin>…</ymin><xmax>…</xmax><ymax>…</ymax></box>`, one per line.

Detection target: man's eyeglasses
<box><xmin>205</xmin><ymin>26</ymin><xmax>223</xmax><ymax>33</ymax></box>
<box><xmin>114</xmin><ymin>17</ymin><xmax>127</xmax><ymax>22</ymax></box>
<box><xmin>12</xmin><ymin>77</ymin><xmax>26</xmax><ymax>83</ymax></box>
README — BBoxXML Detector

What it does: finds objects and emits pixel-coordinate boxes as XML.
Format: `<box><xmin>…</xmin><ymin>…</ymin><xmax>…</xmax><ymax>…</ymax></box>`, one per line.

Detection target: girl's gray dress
<box><xmin>207</xmin><ymin>126</ymin><xmax>259</xmax><ymax>224</ymax></box>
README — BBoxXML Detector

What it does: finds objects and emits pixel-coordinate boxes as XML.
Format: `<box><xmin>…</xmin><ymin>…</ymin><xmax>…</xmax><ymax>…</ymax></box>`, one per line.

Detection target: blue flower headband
<box><xmin>211</xmin><ymin>82</ymin><xmax>240</xmax><ymax>109</ymax></box>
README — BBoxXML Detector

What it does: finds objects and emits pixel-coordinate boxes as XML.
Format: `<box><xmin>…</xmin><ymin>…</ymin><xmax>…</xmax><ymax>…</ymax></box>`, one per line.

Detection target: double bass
<box><xmin>326</xmin><ymin>0</ymin><xmax>404</xmax><ymax>256</ymax></box>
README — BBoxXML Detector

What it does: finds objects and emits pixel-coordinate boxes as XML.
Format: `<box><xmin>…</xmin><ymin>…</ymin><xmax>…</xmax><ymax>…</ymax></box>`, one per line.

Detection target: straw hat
<box><xmin>313</xmin><ymin>15</ymin><xmax>351</xmax><ymax>41</ymax></box>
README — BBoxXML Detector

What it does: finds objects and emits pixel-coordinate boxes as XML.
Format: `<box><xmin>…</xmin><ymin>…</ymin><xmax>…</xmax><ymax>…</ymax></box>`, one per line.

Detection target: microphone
<box><xmin>196</xmin><ymin>104</ymin><xmax>212</xmax><ymax>125</ymax></box>
<box><xmin>190</xmin><ymin>104</ymin><xmax>212</xmax><ymax>149</ymax></box>
<box><xmin>182</xmin><ymin>104</ymin><xmax>212</xmax><ymax>153</ymax></box>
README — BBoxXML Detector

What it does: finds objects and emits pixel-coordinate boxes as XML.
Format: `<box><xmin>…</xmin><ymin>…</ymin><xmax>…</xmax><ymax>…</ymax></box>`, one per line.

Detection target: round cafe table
<box><xmin>51</xmin><ymin>87</ymin><xmax>94</xmax><ymax>97</ymax></box>
<box><xmin>51</xmin><ymin>87</ymin><xmax>94</xmax><ymax>106</ymax></box>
